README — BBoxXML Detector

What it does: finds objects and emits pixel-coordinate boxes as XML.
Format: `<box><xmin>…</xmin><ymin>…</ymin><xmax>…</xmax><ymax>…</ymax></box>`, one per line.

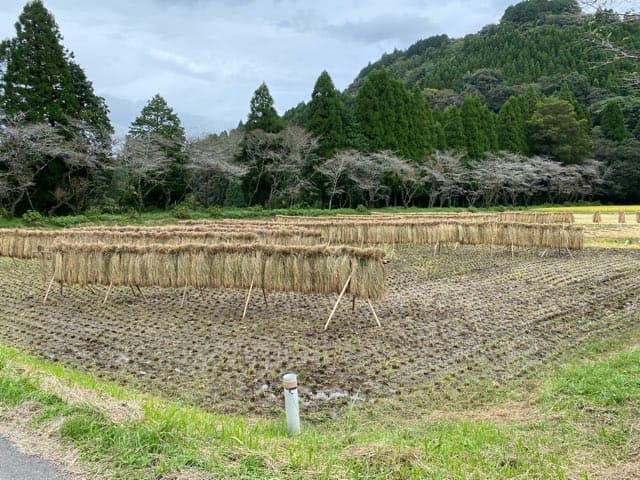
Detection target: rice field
<box><xmin>0</xmin><ymin>239</ymin><xmax>638</xmax><ymax>415</ymax></box>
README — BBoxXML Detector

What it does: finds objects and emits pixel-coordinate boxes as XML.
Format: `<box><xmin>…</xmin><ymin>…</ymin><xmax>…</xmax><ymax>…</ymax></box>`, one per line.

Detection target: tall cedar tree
<box><xmin>307</xmin><ymin>71</ymin><xmax>346</xmax><ymax>158</ymax></box>
<box><xmin>241</xmin><ymin>82</ymin><xmax>283</xmax><ymax>206</ymax></box>
<box><xmin>246</xmin><ymin>83</ymin><xmax>283</xmax><ymax>133</ymax></box>
<box><xmin>497</xmin><ymin>96</ymin><xmax>528</xmax><ymax>154</ymax></box>
<box><xmin>442</xmin><ymin>105</ymin><xmax>466</xmax><ymax>150</ymax></box>
<box><xmin>128</xmin><ymin>94</ymin><xmax>188</xmax><ymax>208</ymax></box>
<box><xmin>356</xmin><ymin>69</ymin><xmax>433</xmax><ymax>159</ymax></box>
<box><xmin>1</xmin><ymin>1</ymin><xmax>77</xmax><ymax>124</ymax></box>
<box><xmin>600</xmin><ymin>101</ymin><xmax>628</xmax><ymax>142</ymax></box>
<box><xmin>527</xmin><ymin>97</ymin><xmax>590</xmax><ymax>164</ymax></box>
<box><xmin>461</xmin><ymin>95</ymin><xmax>497</xmax><ymax>159</ymax></box>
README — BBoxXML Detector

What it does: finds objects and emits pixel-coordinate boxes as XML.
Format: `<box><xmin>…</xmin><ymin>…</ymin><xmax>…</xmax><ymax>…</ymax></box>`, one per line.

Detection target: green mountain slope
<box><xmin>348</xmin><ymin>0</ymin><xmax>639</xmax><ymax>103</ymax></box>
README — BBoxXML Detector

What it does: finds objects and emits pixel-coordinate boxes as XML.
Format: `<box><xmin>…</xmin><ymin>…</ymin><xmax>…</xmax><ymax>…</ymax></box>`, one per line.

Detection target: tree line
<box><xmin>0</xmin><ymin>0</ymin><xmax>638</xmax><ymax>218</ymax></box>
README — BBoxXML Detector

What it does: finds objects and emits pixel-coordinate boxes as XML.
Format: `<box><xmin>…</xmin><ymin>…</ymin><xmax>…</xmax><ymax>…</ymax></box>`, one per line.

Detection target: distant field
<box><xmin>534</xmin><ymin>205</ymin><xmax>640</xmax><ymax>213</ymax></box>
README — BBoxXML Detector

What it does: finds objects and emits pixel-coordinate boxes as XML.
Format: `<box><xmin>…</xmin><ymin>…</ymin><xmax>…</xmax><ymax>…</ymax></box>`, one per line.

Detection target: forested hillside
<box><xmin>0</xmin><ymin>0</ymin><xmax>638</xmax><ymax>217</ymax></box>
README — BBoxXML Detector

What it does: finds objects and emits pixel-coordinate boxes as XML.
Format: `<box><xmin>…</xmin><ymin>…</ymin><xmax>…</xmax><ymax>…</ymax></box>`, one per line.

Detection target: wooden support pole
<box><xmin>43</xmin><ymin>274</ymin><xmax>55</xmax><ymax>304</ymax></box>
<box><xmin>242</xmin><ymin>278</ymin><xmax>254</xmax><ymax>320</ymax></box>
<box><xmin>433</xmin><ymin>242</ymin><xmax>439</xmax><ymax>257</ymax></box>
<box><xmin>181</xmin><ymin>283</ymin><xmax>188</xmax><ymax>307</ymax></box>
<box><xmin>261</xmin><ymin>287</ymin><xmax>268</xmax><ymax>306</ymax></box>
<box><xmin>324</xmin><ymin>274</ymin><xmax>352</xmax><ymax>331</ymax></box>
<box><xmin>352</xmin><ymin>295</ymin><xmax>356</xmax><ymax>312</ymax></box>
<box><xmin>103</xmin><ymin>282</ymin><xmax>113</xmax><ymax>304</ymax></box>
<box><xmin>367</xmin><ymin>300</ymin><xmax>382</xmax><ymax>328</ymax></box>
<box><xmin>129</xmin><ymin>286</ymin><xmax>137</xmax><ymax>297</ymax></box>
<box><xmin>136</xmin><ymin>285</ymin><xmax>148</xmax><ymax>303</ymax></box>
<box><xmin>565</xmin><ymin>247</ymin><xmax>574</xmax><ymax>259</ymax></box>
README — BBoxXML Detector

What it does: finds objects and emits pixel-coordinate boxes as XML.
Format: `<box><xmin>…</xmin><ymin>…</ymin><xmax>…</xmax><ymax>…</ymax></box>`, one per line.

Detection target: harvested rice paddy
<box><xmin>1</xmin><ymin>243</ymin><xmax>639</xmax><ymax>416</ymax></box>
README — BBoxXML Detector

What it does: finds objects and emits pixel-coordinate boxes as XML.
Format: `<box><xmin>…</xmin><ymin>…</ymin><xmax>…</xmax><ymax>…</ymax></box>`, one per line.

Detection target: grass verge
<box><xmin>0</xmin><ymin>327</ymin><xmax>639</xmax><ymax>479</ymax></box>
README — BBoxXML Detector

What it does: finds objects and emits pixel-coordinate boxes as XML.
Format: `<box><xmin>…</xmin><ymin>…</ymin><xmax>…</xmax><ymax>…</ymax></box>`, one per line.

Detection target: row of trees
<box><xmin>0</xmin><ymin>0</ymin><xmax>638</xmax><ymax>217</ymax></box>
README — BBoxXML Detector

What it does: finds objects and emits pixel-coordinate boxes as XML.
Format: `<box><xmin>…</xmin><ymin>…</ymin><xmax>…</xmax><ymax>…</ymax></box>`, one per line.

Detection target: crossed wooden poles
<box><xmin>43</xmin><ymin>271</ymin><xmax>383</xmax><ymax>331</ymax></box>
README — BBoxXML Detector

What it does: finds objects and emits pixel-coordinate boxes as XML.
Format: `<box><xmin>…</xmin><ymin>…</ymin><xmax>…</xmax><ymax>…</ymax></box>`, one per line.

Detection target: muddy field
<box><xmin>0</xmin><ymin>245</ymin><xmax>639</xmax><ymax>415</ymax></box>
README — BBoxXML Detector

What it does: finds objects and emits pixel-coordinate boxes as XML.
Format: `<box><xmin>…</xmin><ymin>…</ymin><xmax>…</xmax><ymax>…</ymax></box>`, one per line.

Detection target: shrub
<box><xmin>85</xmin><ymin>206</ymin><xmax>102</xmax><ymax>221</ymax></box>
<box><xmin>127</xmin><ymin>209</ymin><xmax>139</xmax><ymax>220</ymax></box>
<box><xmin>207</xmin><ymin>206</ymin><xmax>222</xmax><ymax>218</ymax></box>
<box><xmin>224</xmin><ymin>181</ymin><xmax>246</xmax><ymax>208</ymax></box>
<box><xmin>172</xmin><ymin>205</ymin><xmax>191</xmax><ymax>220</ymax></box>
<box><xmin>356</xmin><ymin>204</ymin><xmax>369</xmax><ymax>214</ymax></box>
<box><xmin>22</xmin><ymin>210</ymin><xmax>45</xmax><ymax>226</ymax></box>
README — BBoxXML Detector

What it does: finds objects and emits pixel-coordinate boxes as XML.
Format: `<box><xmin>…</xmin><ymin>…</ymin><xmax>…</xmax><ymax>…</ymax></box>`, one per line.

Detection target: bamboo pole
<box><xmin>324</xmin><ymin>274</ymin><xmax>352</xmax><ymax>331</ymax></box>
<box><xmin>242</xmin><ymin>278</ymin><xmax>254</xmax><ymax>320</ymax></box>
<box><xmin>181</xmin><ymin>283</ymin><xmax>188</xmax><ymax>307</ymax></box>
<box><xmin>103</xmin><ymin>282</ymin><xmax>113</xmax><ymax>304</ymax></box>
<box><xmin>43</xmin><ymin>274</ymin><xmax>55</xmax><ymax>304</ymax></box>
<box><xmin>367</xmin><ymin>300</ymin><xmax>382</xmax><ymax>328</ymax></box>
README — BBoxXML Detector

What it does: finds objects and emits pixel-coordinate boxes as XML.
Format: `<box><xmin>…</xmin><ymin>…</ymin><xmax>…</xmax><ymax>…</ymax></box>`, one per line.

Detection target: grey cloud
<box><xmin>0</xmin><ymin>0</ymin><xmax>516</xmax><ymax>134</ymax></box>
<box><xmin>326</xmin><ymin>14</ymin><xmax>437</xmax><ymax>45</ymax></box>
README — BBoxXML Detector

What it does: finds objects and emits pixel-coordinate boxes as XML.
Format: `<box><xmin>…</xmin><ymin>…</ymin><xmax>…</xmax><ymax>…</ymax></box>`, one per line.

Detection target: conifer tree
<box><xmin>0</xmin><ymin>0</ymin><xmax>79</xmax><ymax>124</ymax></box>
<box><xmin>442</xmin><ymin>105</ymin><xmax>466</xmax><ymax>150</ymax></box>
<box><xmin>356</xmin><ymin>69</ymin><xmax>402</xmax><ymax>154</ymax></box>
<box><xmin>307</xmin><ymin>71</ymin><xmax>346</xmax><ymax>158</ymax></box>
<box><xmin>127</xmin><ymin>94</ymin><xmax>188</xmax><ymax>208</ymax></box>
<box><xmin>246</xmin><ymin>82</ymin><xmax>283</xmax><ymax>133</ymax></box>
<box><xmin>497</xmin><ymin>96</ymin><xmax>528</xmax><ymax>154</ymax></box>
<box><xmin>461</xmin><ymin>96</ymin><xmax>496</xmax><ymax>159</ymax></box>
<box><xmin>356</xmin><ymin>69</ymin><xmax>432</xmax><ymax>159</ymax></box>
<box><xmin>600</xmin><ymin>101</ymin><xmax>627</xmax><ymax>142</ymax></box>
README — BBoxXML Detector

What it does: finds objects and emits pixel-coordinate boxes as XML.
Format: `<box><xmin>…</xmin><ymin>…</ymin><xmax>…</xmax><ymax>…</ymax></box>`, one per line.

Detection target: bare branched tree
<box><xmin>187</xmin><ymin>129</ymin><xmax>245</xmax><ymax>206</ymax></box>
<box><xmin>0</xmin><ymin>122</ymin><xmax>104</xmax><ymax>216</ymax></box>
<box><xmin>371</xmin><ymin>151</ymin><xmax>429</xmax><ymax>207</ymax></box>
<box><xmin>118</xmin><ymin>132</ymin><xmax>174</xmax><ymax>211</ymax></box>
<box><xmin>579</xmin><ymin>0</ymin><xmax>640</xmax><ymax>90</ymax></box>
<box><xmin>316</xmin><ymin>150</ymin><xmax>359</xmax><ymax>209</ymax></box>
<box><xmin>264</xmin><ymin>126</ymin><xmax>318</xmax><ymax>207</ymax></box>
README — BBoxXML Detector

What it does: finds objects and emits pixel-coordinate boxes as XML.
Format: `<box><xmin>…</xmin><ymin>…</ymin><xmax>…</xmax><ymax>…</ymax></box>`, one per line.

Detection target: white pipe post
<box><xmin>282</xmin><ymin>373</ymin><xmax>300</xmax><ymax>435</ymax></box>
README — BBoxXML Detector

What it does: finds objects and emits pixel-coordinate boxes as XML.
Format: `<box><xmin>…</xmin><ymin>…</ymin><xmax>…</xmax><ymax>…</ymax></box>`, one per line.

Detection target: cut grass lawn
<box><xmin>0</xmin><ymin>326</ymin><xmax>639</xmax><ymax>479</ymax></box>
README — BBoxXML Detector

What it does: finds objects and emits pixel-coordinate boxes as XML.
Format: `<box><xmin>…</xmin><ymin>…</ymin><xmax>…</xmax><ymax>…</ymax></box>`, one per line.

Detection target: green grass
<box><xmin>0</xmin><ymin>203</ymin><xmax>598</xmax><ymax>229</ymax></box>
<box><xmin>1</xmin><ymin>330</ymin><xmax>639</xmax><ymax>479</ymax></box>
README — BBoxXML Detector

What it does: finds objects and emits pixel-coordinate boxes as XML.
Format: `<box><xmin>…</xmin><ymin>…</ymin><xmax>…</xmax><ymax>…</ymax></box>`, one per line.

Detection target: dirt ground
<box><xmin>0</xmin><ymin>244</ymin><xmax>639</xmax><ymax>415</ymax></box>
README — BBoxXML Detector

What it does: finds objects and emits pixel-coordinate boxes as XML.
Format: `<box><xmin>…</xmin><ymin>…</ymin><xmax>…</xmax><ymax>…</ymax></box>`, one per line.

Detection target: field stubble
<box><xmin>0</xmin><ymin>245</ymin><xmax>639</xmax><ymax>416</ymax></box>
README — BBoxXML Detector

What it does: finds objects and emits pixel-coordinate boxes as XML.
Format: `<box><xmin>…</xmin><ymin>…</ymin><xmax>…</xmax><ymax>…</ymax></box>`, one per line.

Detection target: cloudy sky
<box><xmin>0</xmin><ymin>0</ymin><xmax>518</xmax><ymax>136</ymax></box>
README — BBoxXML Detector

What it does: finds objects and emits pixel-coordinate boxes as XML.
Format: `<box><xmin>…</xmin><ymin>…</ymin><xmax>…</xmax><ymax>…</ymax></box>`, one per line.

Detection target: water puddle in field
<box><xmin>310</xmin><ymin>390</ymin><xmax>366</xmax><ymax>402</ymax></box>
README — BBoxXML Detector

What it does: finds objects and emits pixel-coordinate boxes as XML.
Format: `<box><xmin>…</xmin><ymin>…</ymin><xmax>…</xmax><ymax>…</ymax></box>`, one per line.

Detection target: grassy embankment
<box><xmin>0</xmin><ymin>324</ymin><xmax>638</xmax><ymax>479</ymax></box>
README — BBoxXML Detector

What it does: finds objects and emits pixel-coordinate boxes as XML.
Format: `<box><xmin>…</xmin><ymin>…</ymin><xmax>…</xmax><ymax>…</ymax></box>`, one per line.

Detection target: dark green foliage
<box><xmin>497</xmin><ymin>96</ymin><xmax>529</xmax><ymax>154</ymax></box>
<box><xmin>306</xmin><ymin>71</ymin><xmax>346</xmax><ymax>158</ymax></box>
<box><xmin>501</xmin><ymin>0</ymin><xmax>580</xmax><ymax>25</ymax></box>
<box><xmin>442</xmin><ymin>105</ymin><xmax>465</xmax><ymax>150</ymax></box>
<box><xmin>67</xmin><ymin>61</ymin><xmax>113</xmax><ymax>143</ymax></box>
<box><xmin>527</xmin><ymin>97</ymin><xmax>590</xmax><ymax>164</ymax></box>
<box><xmin>0</xmin><ymin>1</ymin><xmax>78</xmax><ymax>124</ymax></box>
<box><xmin>223</xmin><ymin>180</ymin><xmax>246</xmax><ymax>207</ymax></box>
<box><xmin>600</xmin><ymin>101</ymin><xmax>628</xmax><ymax>142</ymax></box>
<box><xmin>460</xmin><ymin>96</ymin><xmax>497</xmax><ymax>159</ymax></box>
<box><xmin>594</xmin><ymin>137</ymin><xmax>640</xmax><ymax>203</ymax></box>
<box><xmin>246</xmin><ymin>83</ymin><xmax>283</xmax><ymax>133</ymax></box>
<box><xmin>349</xmin><ymin>2</ymin><xmax>637</xmax><ymax>99</ymax></box>
<box><xmin>355</xmin><ymin>69</ymin><xmax>434</xmax><ymax>159</ymax></box>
